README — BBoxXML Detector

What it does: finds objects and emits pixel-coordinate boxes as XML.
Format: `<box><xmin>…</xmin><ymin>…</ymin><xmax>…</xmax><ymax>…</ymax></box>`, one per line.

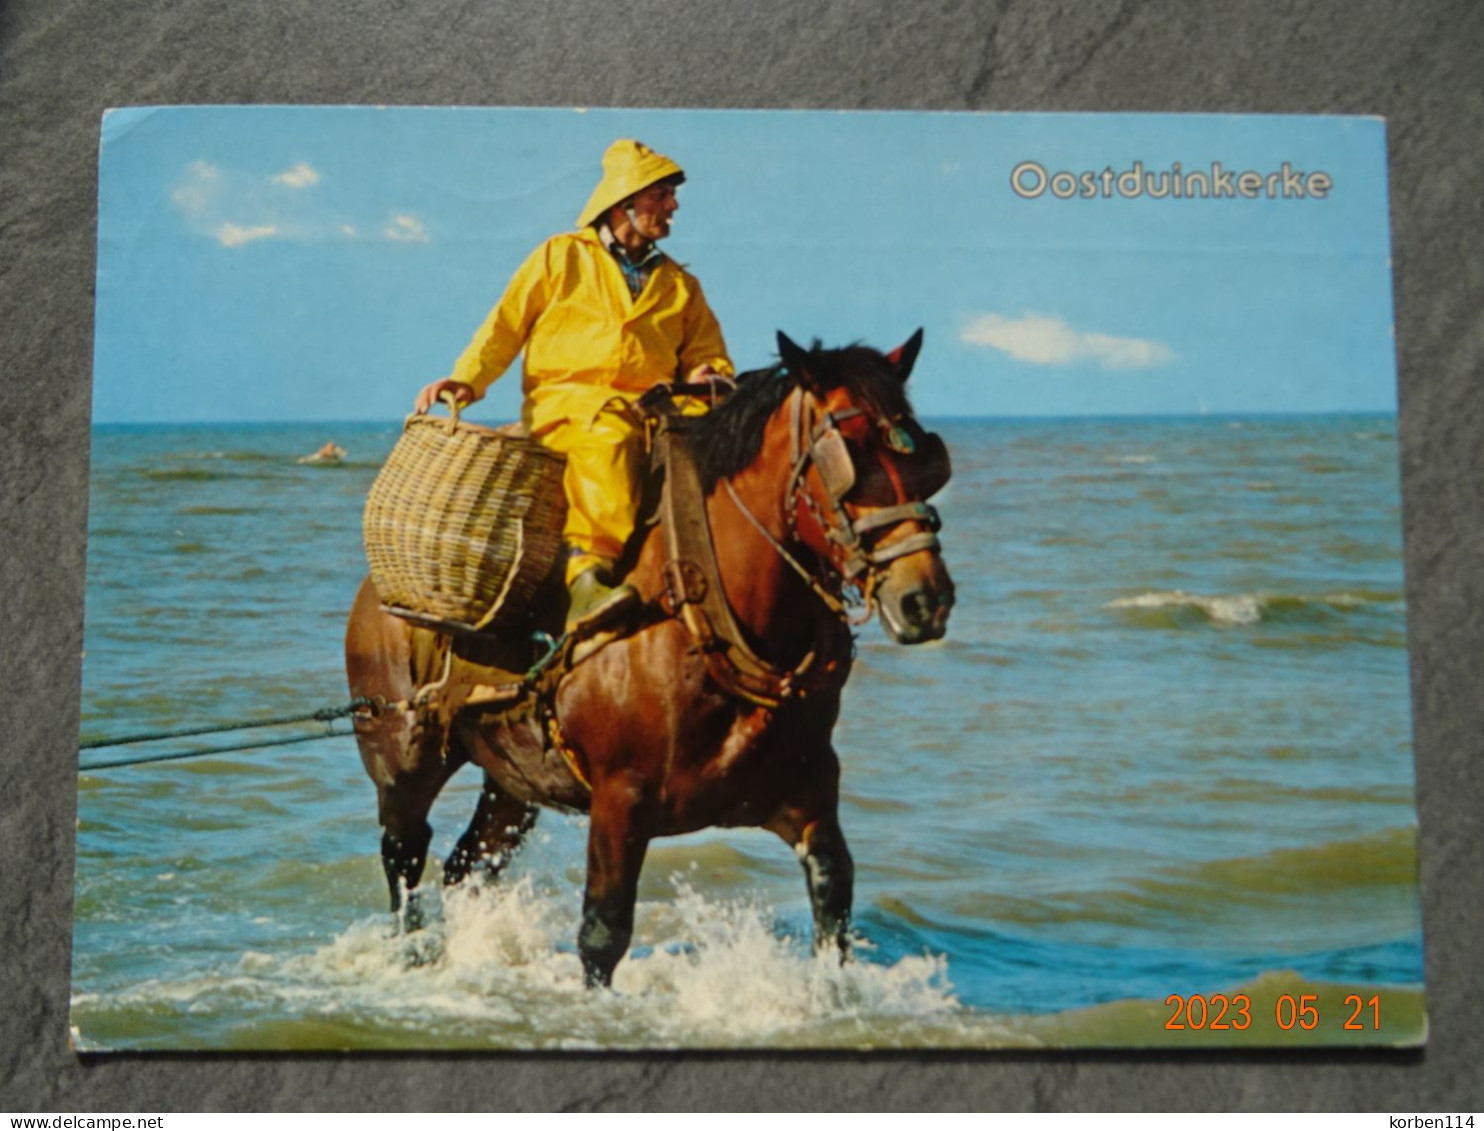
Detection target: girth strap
<box><xmin>655</xmin><ymin>420</ymin><xmax>839</xmax><ymax>709</ymax></box>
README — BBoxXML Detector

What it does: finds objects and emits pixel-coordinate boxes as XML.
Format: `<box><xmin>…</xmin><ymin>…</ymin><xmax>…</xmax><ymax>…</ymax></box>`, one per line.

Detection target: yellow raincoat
<box><xmin>447</xmin><ymin>226</ymin><xmax>732</xmax><ymax>570</ymax></box>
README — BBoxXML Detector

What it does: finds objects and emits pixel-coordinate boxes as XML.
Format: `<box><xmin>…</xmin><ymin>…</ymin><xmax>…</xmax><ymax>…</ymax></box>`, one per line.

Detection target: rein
<box><xmin>720</xmin><ymin>477</ymin><xmax>854</xmax><ymax>621</ymax></box>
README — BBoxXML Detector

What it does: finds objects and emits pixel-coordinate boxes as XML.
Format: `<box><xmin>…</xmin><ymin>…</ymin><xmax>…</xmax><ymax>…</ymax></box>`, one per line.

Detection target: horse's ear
<box><xmin>885</xmin><ymin>328</ymin><xmax>925</xmax><ymax>382</ymax></box>
<box><xmin>777</xmin><ymin>331</ymin><xmax>816</xmax><ymax>388</ymax></box>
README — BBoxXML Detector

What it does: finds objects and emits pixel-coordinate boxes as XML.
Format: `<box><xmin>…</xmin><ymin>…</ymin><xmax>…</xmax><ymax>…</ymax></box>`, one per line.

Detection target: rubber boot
<box><xmin>566</xmin><ymin>565</ymin><xmax>639</xmax><ymax>632</ymax></box>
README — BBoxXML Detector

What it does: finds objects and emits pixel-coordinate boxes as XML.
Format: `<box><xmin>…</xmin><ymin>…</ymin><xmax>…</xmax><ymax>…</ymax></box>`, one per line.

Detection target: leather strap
<box><xmin>656</xmin><ymin>419</ymin><xmax>839</xmax><ymax>709</ymax></box>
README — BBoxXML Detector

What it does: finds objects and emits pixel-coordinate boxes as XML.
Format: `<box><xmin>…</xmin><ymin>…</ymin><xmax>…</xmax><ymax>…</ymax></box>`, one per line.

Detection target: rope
<box><xmin>75</xmin><ymin>697</ymin><xmax>379</xmax><ymax>772</ymax></box>
<box><xmin>78</xmin><ymin>727</ymin><xmax>358</xmax><ymax>773</ymax></box>
<box><xmin>78</xmin><ymin>699</ymin><xmax>376</xmax><ymax>750</ymax></box>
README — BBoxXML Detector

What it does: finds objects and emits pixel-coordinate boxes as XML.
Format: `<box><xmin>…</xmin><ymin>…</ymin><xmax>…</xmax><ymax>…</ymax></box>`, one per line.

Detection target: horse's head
<box><xmin>777</xmin><ymin>330</ymin><xmax>955</xmax><ymax>644</ymax></box>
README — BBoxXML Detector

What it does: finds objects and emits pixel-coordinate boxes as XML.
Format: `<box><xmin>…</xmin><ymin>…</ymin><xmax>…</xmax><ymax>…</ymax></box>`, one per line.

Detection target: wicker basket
<box><xmin>363</xmin><ymin>408</ymin><xmax>567</xmax><ymax>633</ymax></box>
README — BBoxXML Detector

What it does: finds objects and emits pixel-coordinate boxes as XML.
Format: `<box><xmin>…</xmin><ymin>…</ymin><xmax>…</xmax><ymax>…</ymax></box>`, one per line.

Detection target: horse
<box><xmin>344</xmin><ymin>330</ymin><xmax>954</xmax><ymax>987</ymax></box>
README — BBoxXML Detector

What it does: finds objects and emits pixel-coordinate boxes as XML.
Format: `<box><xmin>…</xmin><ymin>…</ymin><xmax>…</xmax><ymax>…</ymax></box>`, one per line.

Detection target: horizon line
<box><xmin>90</xmin><ymin>407</ymin><xmax>1400</xmax><ymax>428</ymax></box>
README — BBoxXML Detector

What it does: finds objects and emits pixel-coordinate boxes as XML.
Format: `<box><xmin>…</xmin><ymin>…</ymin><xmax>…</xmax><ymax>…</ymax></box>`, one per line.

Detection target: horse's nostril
<box><xmin>903</xmin><ymin>590</ymin><xmax>935</xmax><ymax>626</ymax></box>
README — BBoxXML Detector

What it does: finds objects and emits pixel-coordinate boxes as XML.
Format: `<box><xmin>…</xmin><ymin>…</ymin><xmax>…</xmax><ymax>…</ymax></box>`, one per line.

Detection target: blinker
<box><xmin>811</xmin><ymin>426</ymin><xmax>856</xmax><ymax>498</ymax></box>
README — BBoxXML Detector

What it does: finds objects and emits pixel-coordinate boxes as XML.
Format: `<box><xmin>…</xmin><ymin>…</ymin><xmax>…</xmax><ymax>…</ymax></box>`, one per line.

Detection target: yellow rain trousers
<box><xmin>448</xmin><ymin>227</ymin><xmax>732</xmax><ymax>578</ymax></box>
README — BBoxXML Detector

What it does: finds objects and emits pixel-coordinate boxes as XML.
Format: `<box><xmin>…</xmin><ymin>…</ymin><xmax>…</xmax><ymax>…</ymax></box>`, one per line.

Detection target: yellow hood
<box><xmin>575</xmin><ymin>139</ymin><xmax>685</xmax><ymax>228</ymax></box>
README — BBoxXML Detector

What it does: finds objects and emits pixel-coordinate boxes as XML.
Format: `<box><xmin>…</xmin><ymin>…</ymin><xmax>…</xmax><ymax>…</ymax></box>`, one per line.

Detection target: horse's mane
<box><xmin>690</xmin><ymin>341</ymin><xmax>912</xmax><ymax>491</ymax></box>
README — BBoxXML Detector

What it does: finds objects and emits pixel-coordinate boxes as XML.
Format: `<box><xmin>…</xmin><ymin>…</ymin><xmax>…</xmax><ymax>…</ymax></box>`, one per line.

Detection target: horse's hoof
<box><xmin>581</xmin><ymin>961</ymin><xmax>616</xmax><ymax>990</ymax></box>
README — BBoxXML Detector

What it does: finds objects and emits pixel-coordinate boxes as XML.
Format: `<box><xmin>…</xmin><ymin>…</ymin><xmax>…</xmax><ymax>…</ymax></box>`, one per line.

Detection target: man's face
<box><xmin>627</xmin><ymin>181</ymin><xmax>679</xmax><ymax>242</ymax></box>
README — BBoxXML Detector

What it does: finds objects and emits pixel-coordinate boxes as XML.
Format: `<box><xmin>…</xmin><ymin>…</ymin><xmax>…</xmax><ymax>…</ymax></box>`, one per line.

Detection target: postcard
<box><xmin>73</xmin><ymin>106</ymin><xmax>1423</xmax><ymax>1050</ymax></box>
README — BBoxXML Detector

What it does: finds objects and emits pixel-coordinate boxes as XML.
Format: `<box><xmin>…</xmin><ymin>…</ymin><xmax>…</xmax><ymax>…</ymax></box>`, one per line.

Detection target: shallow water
<box><xmin>72</xmin><ymin>415</ymin><xmax>1424</xmax><ymax>1049</ymax></box>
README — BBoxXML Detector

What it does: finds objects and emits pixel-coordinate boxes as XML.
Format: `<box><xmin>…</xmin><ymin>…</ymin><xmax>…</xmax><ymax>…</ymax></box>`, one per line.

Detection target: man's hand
<box><xmin>414</xmin><ymin>379</ymin><xmax>480</xmax><ymax>414</ymax></box>
<box><xmin>686</xmin><ymin>364</ymin><xmax>735</xmax><ymax>396</ymax></box>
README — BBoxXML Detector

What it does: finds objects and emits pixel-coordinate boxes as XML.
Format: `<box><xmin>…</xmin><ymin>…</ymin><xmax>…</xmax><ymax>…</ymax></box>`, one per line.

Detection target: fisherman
<box><xmin>415</xmin><ymin>139</ymin><xmax>733</xmax><ymax>630</ymax></box>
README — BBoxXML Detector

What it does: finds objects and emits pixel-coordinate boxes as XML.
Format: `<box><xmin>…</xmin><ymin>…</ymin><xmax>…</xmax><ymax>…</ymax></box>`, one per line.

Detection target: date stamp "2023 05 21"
<box><xmin>1164</xmin><ymin>992</ymin><xmax>1383</xmax><ymax>1033</ymax></box>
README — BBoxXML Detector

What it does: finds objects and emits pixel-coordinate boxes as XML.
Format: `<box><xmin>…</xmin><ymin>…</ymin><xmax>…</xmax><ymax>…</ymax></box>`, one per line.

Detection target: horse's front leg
<box><xmin>768</xmin><ymin>807</ymin><xmax>855</xmax><ymax>962</ymax></box>
<box><xmin>579</xmin><ymin>774</ymin><xmax>651</xmax><ymax>987</ymax></box>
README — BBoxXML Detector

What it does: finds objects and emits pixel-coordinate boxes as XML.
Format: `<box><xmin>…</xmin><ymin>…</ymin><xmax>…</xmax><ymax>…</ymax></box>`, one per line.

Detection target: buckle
<box><xmin>660</xmin><ymin>559</ymin><xmax>708</xmax><ymax>616</ymax></box>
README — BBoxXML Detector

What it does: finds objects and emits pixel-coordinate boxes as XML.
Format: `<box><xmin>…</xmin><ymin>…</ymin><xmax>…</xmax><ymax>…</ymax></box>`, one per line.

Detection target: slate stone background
<box><xmin>2</xmin><ymin>0</ymin><xmax>1480</xmax><ymax>1112</ymax></box>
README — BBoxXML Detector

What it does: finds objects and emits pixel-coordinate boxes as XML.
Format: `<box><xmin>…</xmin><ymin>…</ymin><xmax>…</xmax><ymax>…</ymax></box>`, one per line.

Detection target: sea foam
<box><xmin>1106</xmin><ymin>589</ymin><xmax>1396</xmax><ymax>627</ymax></box>
<box><xmin>1109</xmin><ymin>590</ymin><xmax>1263</xmax><ymax>626</ymax></box>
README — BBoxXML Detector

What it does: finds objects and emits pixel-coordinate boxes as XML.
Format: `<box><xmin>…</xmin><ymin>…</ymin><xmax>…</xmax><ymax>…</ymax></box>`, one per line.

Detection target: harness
<box><xmin>777</xmin><ymin>386</ymin><xmax>943</xmax><ymax>609</ymax></box>
<box><xmin>652</xmin><ymin>383</ymin><xmax>943</xmax><ymax>708</ymax></box>
<box><xmin>655</xmin><ymin>413</ymin><xmax>847</xmax><ymax>709</ymax></box>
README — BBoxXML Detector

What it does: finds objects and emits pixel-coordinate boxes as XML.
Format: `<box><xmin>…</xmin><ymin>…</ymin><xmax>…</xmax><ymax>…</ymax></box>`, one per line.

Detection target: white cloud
<box><xmin>271</xmin><ymin>162</ymin><xmax>321</xmax><ymax>189</ymax></box>
<box><xmin>171</xmin><ymin>159</ymin><xmax>422</xmax><ymax>250</ymax></box>
<box><xmin>217</xmin><ymin>222</ymin><xmax>280</xmax><ymax>248</ymax></box>
<box><xmin>170</xmin><ymin>161</ymin><xmax>221</xmax><ymax>218</ymax></box>
<box><xmin>961</xmin><ymin>312</ymin><xmax>1173</xmax><ymax>370</ymax></box>
<box><xmin>384</xmin><ymin>214</ymin><xmax>429</xmax><ymax>243</ymax></box>
<box><xmin>173</xmin><ymin>162</ymin><xmax>281</xmax><ymax>247</ymax></box>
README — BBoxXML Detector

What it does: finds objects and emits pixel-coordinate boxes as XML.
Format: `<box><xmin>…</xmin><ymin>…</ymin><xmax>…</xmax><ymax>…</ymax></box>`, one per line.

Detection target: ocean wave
<box><xmin>181</xmin><ymin>450</ymin><xmax>279</xmax><ymax>463</ymax></box>
<box><xmin>177</xmin><ymin>505</ymin><xmax>252</xmax><ymax>516</ymax></box>
<box><xmin>936</xmin><ymin>828</ymin><xmax>1420</xmax><ymax>945</ymax></box>
<box><xmin>140</xmin><ymin>467</ymin><xmax>231</xmax><ymax>482</ymax></box>
<box><xmin>1142</xmin><ymin>826</ymin><xmax>1419</xmax><ymax>901</ymax></box>
<box><xmin>1106</xmin><ymin>588</ymin><xmax>1402</xmax><ymax>627</ymax></box>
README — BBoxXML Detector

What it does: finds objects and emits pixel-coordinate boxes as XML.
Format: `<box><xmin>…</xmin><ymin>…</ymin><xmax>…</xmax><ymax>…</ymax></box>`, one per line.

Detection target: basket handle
<box><xmin>437</xmin><ymin>390</ymin><xmax>464</xmax><ymax>434</ymax></box>
<box><xmin>402</xmin><ymin>390</ymin><xmax>472</xmax><ymax>434</ymax></box>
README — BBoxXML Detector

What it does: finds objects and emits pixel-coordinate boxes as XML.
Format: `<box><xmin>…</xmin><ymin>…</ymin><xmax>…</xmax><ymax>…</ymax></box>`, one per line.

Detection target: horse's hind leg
<box><xmin>348</xmin><ymin>578</ymin><xmax>460</xmax><ymax>932</ymax></box>
<box><xmin>442</xmin><ymin>774</ymin><xmax>538</xmax><ymax>889</ymax></box>
<box><xmin>353</xmin><ymin>697</ymin><xmax>457</xmax><ymax>931</ymax></box>
<box><xmin>374</xmin><ymin>747</ymin><xmax>457</xmax><ymax>932</ymax></box>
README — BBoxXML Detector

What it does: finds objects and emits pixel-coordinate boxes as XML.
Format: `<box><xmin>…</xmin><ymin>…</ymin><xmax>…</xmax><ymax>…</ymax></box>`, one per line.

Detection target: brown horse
<box><xmin>345</xmin><ymin>331</ymin><xmax>954</xmax><ymax>987</ymax></box>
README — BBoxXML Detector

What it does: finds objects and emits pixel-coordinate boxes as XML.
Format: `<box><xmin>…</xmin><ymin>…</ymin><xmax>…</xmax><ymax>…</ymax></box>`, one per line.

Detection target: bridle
<box><xmin>723</xmin><ymin>384</ymin><xmax>945</xmax><ymax>625</ymax></box>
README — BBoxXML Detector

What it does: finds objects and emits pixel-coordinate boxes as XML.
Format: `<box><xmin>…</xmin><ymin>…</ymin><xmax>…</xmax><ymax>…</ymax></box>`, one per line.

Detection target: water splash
<box><xmin>73</xmin><ymin>876</ymin><xmax>974</xmax><ymax>1049</ymax></box>
<box><xmin>613</xmin><ymin>881</ymin><xmax>962</xmax><ymax>1045</ymax></box>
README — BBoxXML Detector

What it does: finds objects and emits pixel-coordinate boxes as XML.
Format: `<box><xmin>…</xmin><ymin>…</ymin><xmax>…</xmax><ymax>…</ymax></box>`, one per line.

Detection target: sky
<box><xmin>91</xmin><ymin>107</ymin><xmax>1398</xmax><ymax>423</ymax></box>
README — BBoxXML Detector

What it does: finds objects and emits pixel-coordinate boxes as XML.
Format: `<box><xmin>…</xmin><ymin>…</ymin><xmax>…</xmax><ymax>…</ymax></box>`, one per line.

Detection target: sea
<box><xmin>71</xmin><ymin>414</ymin><xmax>1426</xmax><ymax>1050</ymax></box>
